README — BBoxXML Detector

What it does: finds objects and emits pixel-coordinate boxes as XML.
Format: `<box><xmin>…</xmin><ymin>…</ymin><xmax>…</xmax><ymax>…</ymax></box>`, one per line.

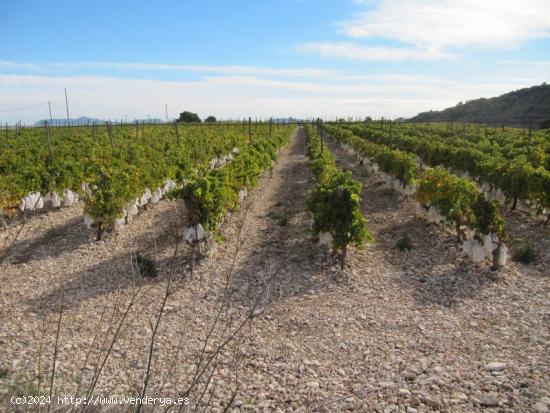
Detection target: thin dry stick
<box><xmin>307</xmin><ymin>393</ymin><xmax>356</xmax><ymax>413</ymax></box>
<box><xmin>164</xmin><ymin>164</ymin><xmax>279</xmax><ymax>411</ymax></box>
<box><xmin>187</xmin><ymin>199</ymin><xmax>254</xmax><ymax>387</ymax></box>
<box><xmin>219</xmin><ymin>337</ymin><xmax>242</xmax><ymax>413</ymax></box>
<box><xmin>192</xmin><ymin>353</ymin><xmax>219</xmax><ymax>413</ymax></box>
<box><xmin>83</xmin><ymin>277</ymin><xmax>158</xmax><ymax>408</ymax></box>
<box><xmin>87</xmin><ymin>283</ymin><xmax>124</xmax><ymax>392</ymax></box>
<box><xmin>136</xmin><ymin>241</ymin><xmax>179</xmax><ymax>413</ymax></box>
<box><xmin>84</xmin><ymin>285</ymin><xmax>143</xmax><ymax>402</ymax></box>
<box><xmin>72</xmin><ymin>291</ymin><xmax>112</xmax><ymax>401</ymax></box>
<box><xmin>201</xmin><ymin>383</ymin><xmax>218</xmax><ymax>413</ymax></box>
<box><xmin>177</xmin><ymin>272</ymin><xmax>274</xmax><ymax>411</ymax></box>
<box><xmin>158</xmin><ymin>225</ymin><xmax>204</xmax><ymax>395</ymax></box>
<box><xmin>157</xmin><ymin>262</ymin><xmax>204</xmax><ymax>395</ymax></box>
<box><xmin>47</xmin><ymin>289</ymin><xmax>65</xmax><ymax>413</ymax></box>
<box><xmin>172</xmin><ymin>185</ymin><xmax>279</xmax><ymax>412</ymax></box>
<box><xmin>37</xmin><ymin>316</ymin><xmax>47</xmax><ymax>413</ymax></box>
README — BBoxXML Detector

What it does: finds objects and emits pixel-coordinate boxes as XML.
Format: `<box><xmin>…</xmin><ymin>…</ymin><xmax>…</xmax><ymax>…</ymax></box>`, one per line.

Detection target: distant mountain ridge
<box><xmin>34</xmin><ymin>116</ymin><xmax>164</xmax><ymax>126</ymax></box>
<box><xmin>35</xmin><ymin>116</ymin><xmax>104</xmax><ymax>126</ymax></box>
<box><xmin>413</xmin><ymin>84</ymin><xmax>550</xmax><ymax>128</ymax></box>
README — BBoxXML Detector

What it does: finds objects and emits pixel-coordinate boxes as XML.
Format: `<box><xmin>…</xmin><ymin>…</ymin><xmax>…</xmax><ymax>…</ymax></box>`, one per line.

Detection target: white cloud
<box><xmin>297</xmin><ymin>42</ymin><xmax>455</xmax><ymax>61</ymax></box>
<box><xmin>0</xmin><ymin>60</ymin><xmax>39</xmax><ymax>70</ymax></box>
<box><xmin>339</xmin><ymin>0</ymin><xmax>550</xmax><ymax>50</ymax></box>
<box><xmin>0</xmin><ymin>73</ymin><xmax>534</xmax><ymax>124</ymax></box>
<box><xmin>1</xmin><ymin>60</ymin><xmax>338</xmax><ymax>79</ymax></box>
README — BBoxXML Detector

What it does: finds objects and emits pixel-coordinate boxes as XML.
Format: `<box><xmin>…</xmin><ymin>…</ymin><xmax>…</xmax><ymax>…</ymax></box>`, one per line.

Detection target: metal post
<box><xmin>248</xmin><ymin>117</ymin><xmax>252</xmax><ymax>144</ymax></box>
<box><xmin>45</xmin><ymin>121</ymin><xmax>52</xmax><ymax>157</ymax></box>
<box><xmin>174</xmin><ymin>121</ymin><xmax>180</xmax><ymax>145</ymax></box>
<box><xmin>269</xmin><ymin>117</ymin><xmax>272</xmax><ymax>139</ymax></box>
<box><xmin>320</xmin><ymin>121</ymin><xmax>324</xmax><ymax>153</ymax></box>
<box><xmin>107</xmin><ymin>122</ymin><xmax>113</xmax><ymax>148</ymax></box>
<box><xmin>64</xmin><ymin>88</ymin><xmax>71</xmax><ymax>126</ymax></box>
<box><xmin>48</xmin><ymin>101</ymin><xmax>53</xmax><ymax>125</ymax></box>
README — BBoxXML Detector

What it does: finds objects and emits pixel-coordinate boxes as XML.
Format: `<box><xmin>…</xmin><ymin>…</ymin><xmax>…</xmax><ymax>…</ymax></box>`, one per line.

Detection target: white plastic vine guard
<box><xmin>480</xmin><ymin>182</ymin><xmax>491</xmax><ymax>193</ymax></box>
<box><xmin>238</xmin><ymin>188</ymin><xmax>248</xmax><ymax>203</ymax></box>
<box><xmin>496</xmin><ymin>244</ymin><xmax>508</xmax><ymax>267</ymax></box>
<box><xmin>318</xmin><ymin>231</ymin><xmax>333</xmax><ymax>248</ymax></box>
<box><xmin>483</xmin><ymin>234</ymin><xmax>497</xmax><ymax>256</ymax></box>
<box><xmin>63</xmin><ymin>189</ymin><xmax>75</xmax><ymax>207</ymax></box>
<box><xmin>393</xmin><ymin>179</ymin><xmax>404</xmax><ymax>193</ymax></box>
<box><xmin>461</xmin><ymin>239</ymin><xmax>476</xmax><ymax>258</ymax></box>
<box><xmin>472</xmin><ymin>244</ymin><xmax>485</xmax><ymax>263</ymax></box>
<box><xmin>489</xmin><ymin>188</ymin><xmax>506</xmax><ymax>205</ymax></box>
<box><xmin>84</xmin><ymin>214</ymin><xmax>94</xmax><ymax>229</ymax></box>
<box><xmin>20</xmin><ymin>192</ymin><xmax>44</xmax><ymax>211</ymax></box>
<box><xmin>404</xmin><ymin>184</ymin><xmax>417</xmax><ymax>196</ymax></box>
<box><xmin>115</xmin><ymin>218</ymin><xmax>125</xmax><ymax>229</ymax></box>
<box><xmin>50</xmin><ymin>192</ymin><xmax>61</xmax><ymax>208</ymax></box>
<box><xmin>150</xmin><ymin>193</ymin><xmax>160</xmax><ymax>204</ymax></box>
<box><xmin>427</xmin><ymin>206</ymin><xmax>443</xmax><ymax>224</ymax></box>
<box><xmin>415</xmin><ymin>202</ymin><xmax>427</xmax><ymax>217</ymax></box>
<box><xmin>184</xmin><ymin>224</ymin><xmax>205</xmax><ymax>243</ymax></box>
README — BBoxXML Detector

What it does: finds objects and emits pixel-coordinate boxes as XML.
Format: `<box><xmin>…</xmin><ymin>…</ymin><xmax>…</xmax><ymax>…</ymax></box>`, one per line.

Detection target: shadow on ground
<box><xmin>25</xmin><ymin>206</ymin><xmax>185</xmax><ymax>314</ymax></box>
<box><xmin>324</xmin><ymin>134</ymin><xmax>501</xmax><ymax>309</ymax></box>
<box><xmin>8</xmin><ymin>216</ymin><xmax>91</xmax><ymax>265</ymax></box>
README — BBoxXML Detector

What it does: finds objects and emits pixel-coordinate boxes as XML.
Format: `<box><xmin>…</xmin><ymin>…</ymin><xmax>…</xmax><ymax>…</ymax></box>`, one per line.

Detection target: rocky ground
<box><xmin>0</xmin><ymin>128</ymin><xmax>548</xmax><ymax>412</ymax></box>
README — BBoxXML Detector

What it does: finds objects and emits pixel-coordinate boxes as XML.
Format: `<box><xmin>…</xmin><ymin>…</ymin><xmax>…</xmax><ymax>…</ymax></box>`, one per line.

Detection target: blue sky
<box><xmin>1</xmin><ymin>0</ymin><xmax>549</xmax><ymax>123</ymax></box>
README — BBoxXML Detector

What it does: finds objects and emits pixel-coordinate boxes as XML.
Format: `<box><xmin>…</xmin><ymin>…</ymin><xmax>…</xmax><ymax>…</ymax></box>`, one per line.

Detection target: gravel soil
<box><xmin>0</xmin><ymin>127</ymin><xmax>548</xmax><ymax>413</ymax></box>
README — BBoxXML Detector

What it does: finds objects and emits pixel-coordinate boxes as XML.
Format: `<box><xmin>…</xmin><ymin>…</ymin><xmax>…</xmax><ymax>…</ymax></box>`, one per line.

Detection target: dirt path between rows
<box><xmin>0</xmin><ymin>128</ymin><xmax>548</xmax><ymax>413</ymax></box>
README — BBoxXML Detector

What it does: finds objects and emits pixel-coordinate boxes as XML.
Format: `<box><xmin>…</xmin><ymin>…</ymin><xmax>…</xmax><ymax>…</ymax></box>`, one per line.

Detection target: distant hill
<box><xmin>35</xmin><ymin>116</ymin><xmax>164</xmax><ymax>126</ymax></box>
<box><xmin>413</xmin><ymin>84</ymin><xmax>550</xmax><ymax>128</ymax></box>
<box><xmin>35</xmin><ymin>116</ymin><xmax>105</xmax><ymax>126</ymax></box>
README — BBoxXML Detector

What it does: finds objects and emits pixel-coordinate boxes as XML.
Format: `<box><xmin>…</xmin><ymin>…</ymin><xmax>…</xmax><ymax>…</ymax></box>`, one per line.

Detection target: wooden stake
<box><xmin>64</xmin><ymin>88</ymin><xmax>71</xmax><ymax>127</ymax></box>
<box><xmin>48</xmin><ymin>101</ymin><xmax>53</xmax><ymax>124</ymax></box>
<box><xmin>45</xmin><ymin>121</ymin><xmax>52</xmax><ymax>157</ymax></box>
<box><xmin>248</xmin><ymin>117</ymin><xmax>252</xmax><ymax>144</ymax></box>
<box><xmin>107</xmin><ymin>122</ymin><xmax>113</xmax><ymax>148</ymax></box>
<box><xmin>174</xmin><ymin>121</ymin><xmax>180</xmax><ymax>145</ymax></box>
